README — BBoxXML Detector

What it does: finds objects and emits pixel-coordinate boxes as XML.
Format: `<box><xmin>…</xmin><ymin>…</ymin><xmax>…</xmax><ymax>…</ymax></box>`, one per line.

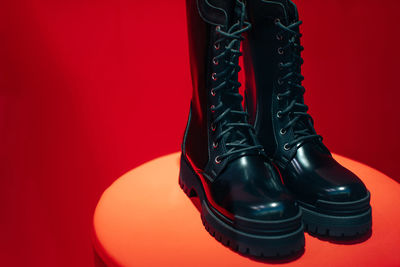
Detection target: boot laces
<box><xmin>211</xmin><ymin>1</ymin><xmax>263</xmax><ymax>163</ymax></box>
<box><xmin>275</xmin><ymin>19</ymin><xmax>322</xmax><ymax>149</ymax></box>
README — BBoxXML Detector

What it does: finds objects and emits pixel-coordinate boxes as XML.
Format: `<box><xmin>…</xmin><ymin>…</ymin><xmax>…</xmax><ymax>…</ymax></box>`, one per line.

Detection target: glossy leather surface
<box><xmin>184</xmin><ymin>0</ymin><xmax>210</xmax><ymax>170</ymax></box>
<box><xmin>183</xmin><ymin>0</ymin><xmax>300</xmax><ymax>222</ymax></box>
<box><xmin>244</xmin><ymin>0</ymin><xmax>370</xmax><ymax>206</ymax></box>
<box><xmin>204</xmin><ymin>155</ymin><xmax>299</xmax><ymax>221</ymax></box>
<box><xmin>282</xmin><ymin>143</ymin><xmax>368</xmax><ymax>204</ymax></box>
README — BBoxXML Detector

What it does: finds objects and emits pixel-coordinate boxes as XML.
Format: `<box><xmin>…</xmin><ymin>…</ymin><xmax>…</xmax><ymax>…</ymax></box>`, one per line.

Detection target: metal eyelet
<box><xmin>211</xmin><ymin>89</ymin><xmax>216</xmax><ymax>96</ymax></box>
<box><xmin>211</xmin><ymin>73</ymin><xmax>217</xmax><ymax>81</ymax></box>
<box><xmin>213</xmin><ymin>141</ymin><xmax>218</xmax><ymax>149</ymax></box>
<box><xmin>277</xmin><ymin>94</ymin><xmax>282</xmax><ymax>100</ymax></box>
<box><xmin>278</xmin><ymin>62</ymin><xmax>284</xmax><ymax>69</ymax></box>
<box><xmin>214</xmin><ymin>42</ymin><xmax>220</xmax><ymax>50</ymax></box>
<box><xmin>284</xmin><ymin>143</ymin><xmax>291</xmax><ymax>151</ymax></box>
<box><xmin>276</xmin><ymin>34</ymin><xmax>283</xmax><ymax>41</ymax></box>
<box><xmin>274</xmin><ymin>18</ymin><xmax>280</xmax><ymax>25</ymax></box>
<box><xmin>212</xmin><ymin>57</ymin><xmax>219</xmax><ymax>65</ymax></box>
<box><xmin>210</xmin><ymin>105</ymin><xmax>215</xmax><ymax>113</ymax></box>
<box><xmin>277</xmin><ymin>111</ymin><xmax>283</xmax><ymax>118</ymax></box>
<box><xmin>216</xmin><ymin>25</ymin><xmax>221</xmax><ymax>32</ymax></box>
<box><xmin>278</xmin><ymin>47</ymin><xmax>284</xmax><ymax>55</ymax></box>
<box><xmin>211</xmin><ymin>123</ymin><xmax>216</xmax><ymax>131</ymax></box>
<box><xmin>215</xmin><ymin>156</ymin><xmax>222</xmax><ymax>164</ymax></box>
<box><xmin>280</xmin><ymin>128</ymin><xmax>287</xmax><ymax>135</ymax></box>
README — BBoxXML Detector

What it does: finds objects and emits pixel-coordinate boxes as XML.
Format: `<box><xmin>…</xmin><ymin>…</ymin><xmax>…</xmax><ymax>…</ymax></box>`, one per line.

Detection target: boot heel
<box><xmin>179</xmin><ymin>154</ymin><xmax>204</xmax><ymax>200</ymax></box>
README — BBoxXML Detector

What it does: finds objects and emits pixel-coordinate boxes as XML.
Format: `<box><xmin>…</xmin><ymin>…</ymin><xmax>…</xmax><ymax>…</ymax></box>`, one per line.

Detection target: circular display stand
<box><xmin>93</xmin><ymin>152</ymin><xmax>400</xmax><ymax>266</ymax></box>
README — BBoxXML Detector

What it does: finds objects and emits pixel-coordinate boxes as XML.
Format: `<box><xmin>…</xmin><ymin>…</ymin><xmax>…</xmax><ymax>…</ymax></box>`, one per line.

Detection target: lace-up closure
<box><xmin>275</xmin><ymin>19</ymin><xmax>321</xmax><ymax>150</ymax></box>
<box><xmin>210</xmin><ymin>3</ymin><xmax>263</xmax><ymax>164</ymax></box>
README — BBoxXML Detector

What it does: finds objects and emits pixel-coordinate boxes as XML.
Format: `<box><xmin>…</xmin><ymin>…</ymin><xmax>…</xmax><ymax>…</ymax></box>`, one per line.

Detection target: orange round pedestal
<box><xmin>93</xmin><ymin>152</ymin><xmax>400</xmax><ymax>267</ymax></box>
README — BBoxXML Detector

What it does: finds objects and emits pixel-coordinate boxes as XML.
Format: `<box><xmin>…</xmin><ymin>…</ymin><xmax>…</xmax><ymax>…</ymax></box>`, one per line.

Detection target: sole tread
<box><xmin>200</xmin><ymin>209</ymin><xmax>303</xmax><ymax>258</ymax></box>
<box><xmin>179</xmin><ymin>158</ymin><xmax>305</xmax><ymax>259</ymax></box>
<box><xmin>304</xmin><ymin>223</ymin><xmax>371</xmax><ymax>238</ymax></box>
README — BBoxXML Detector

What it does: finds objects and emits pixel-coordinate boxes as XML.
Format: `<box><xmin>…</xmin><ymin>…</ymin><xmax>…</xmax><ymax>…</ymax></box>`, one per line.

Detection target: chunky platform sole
<box><xmin>179</xmin><ymin>155</ymin><xmax>305</xmax><ymax>258</ymax></box>
<box><xmin>299</xmin><ymin>197</ymin><xmax>372</xmax><ymax>237</ymax></box>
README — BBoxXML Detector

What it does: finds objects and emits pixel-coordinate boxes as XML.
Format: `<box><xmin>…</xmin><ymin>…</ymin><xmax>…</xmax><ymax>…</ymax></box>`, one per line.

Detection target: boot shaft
<box><xmin>242</xmin><ymin>1</ymin><xmax>372</xmax><ymax>239</ymax></box>
<box><xmin>244</xmin><ymin>0</ymin><xmax>321</xmax><ymax>167</ymax></box>
<box><xmin>184</xmin><ymin>0</ymin><xmax>261</xmax><ymax>175</ymax></box>
<box><xmin>186</xmin><ymin>0</ymin><xmax>238</xmax><ymax>122</ymax></box>
<box><xmin>186</xmin><ymin>0</ymin><xmax>243</xmax><ymax>124</ymax></box>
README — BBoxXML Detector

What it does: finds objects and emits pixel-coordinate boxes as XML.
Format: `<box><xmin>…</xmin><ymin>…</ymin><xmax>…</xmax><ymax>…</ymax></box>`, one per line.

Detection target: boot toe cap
<box><xmin>210</xmin><ymin>156</ymin><xmax>301</xmax><ymax>222</ymax></box>
<box><xmin>236</xmin><ymin>196</ymin><xmax>301</xmax><ymax>222</ymax></box>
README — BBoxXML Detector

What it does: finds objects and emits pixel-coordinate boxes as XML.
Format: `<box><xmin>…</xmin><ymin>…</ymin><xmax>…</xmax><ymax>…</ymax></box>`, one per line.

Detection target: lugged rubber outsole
<box><xmin>300</xmin><ymin>204</ymin><xmax>372</xmax><ymax>238</ymax></box>
<box><xmin>179</xmin><ymin>155</ymin><xmax>305</xmax><ymax>258</ymax></box>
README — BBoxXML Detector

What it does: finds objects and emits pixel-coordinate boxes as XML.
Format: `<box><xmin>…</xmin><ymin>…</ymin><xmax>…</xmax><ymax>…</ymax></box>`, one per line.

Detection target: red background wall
<box><xmin>1</xmin><ymin>0</ymin><xmax>399</xmax><ymax>266</ymax></box>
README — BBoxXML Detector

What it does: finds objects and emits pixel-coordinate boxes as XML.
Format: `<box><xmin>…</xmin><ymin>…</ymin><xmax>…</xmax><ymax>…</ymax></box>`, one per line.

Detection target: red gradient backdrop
<box><xmin>0</xmin><ymin>0</ymin><xmax>399</xmax><ymax>266</ymax></box>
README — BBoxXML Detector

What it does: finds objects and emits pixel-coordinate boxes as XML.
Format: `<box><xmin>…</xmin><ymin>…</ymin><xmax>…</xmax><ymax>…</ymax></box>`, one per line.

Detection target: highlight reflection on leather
<box><xmin>183</xmin><ymin>0</ymin><xmax>210</xmax><ymax>170</ymax></box>
<box><xmin>282</xmin><ymin>143</ymin><xmax>368</xmax><ymax>204</ymax></box>
<box><xmin>207</xmin><ymin>155</ymin><xmax>299</xmax><ymax>221</ymax></box>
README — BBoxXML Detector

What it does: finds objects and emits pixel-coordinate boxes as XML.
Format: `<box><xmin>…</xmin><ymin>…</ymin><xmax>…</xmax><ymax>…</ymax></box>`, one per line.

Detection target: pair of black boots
<box><xmin>179</xmin><ymin>0</ymin><xmax>372</xmax><ymax>257</ymax></box>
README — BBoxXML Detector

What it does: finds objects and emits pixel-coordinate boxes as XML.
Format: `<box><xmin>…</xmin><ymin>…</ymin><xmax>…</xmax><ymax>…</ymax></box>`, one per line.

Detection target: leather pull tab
<box><xmin>196</xmin><ymin>0</ymin><xmax>229</xmax><ymax>26</ymax></box>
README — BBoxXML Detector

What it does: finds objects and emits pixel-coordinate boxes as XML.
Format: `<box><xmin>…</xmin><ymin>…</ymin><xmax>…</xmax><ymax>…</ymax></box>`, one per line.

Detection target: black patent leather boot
<box><xmin>179</xmin><ymin>0</ymin><xmax>304</xmax><ymax>257</ymax></box>
<box><xmin>243</xmin><ymin>0</ymin><xmax>372</xmax><ymax>237</ymax></box>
